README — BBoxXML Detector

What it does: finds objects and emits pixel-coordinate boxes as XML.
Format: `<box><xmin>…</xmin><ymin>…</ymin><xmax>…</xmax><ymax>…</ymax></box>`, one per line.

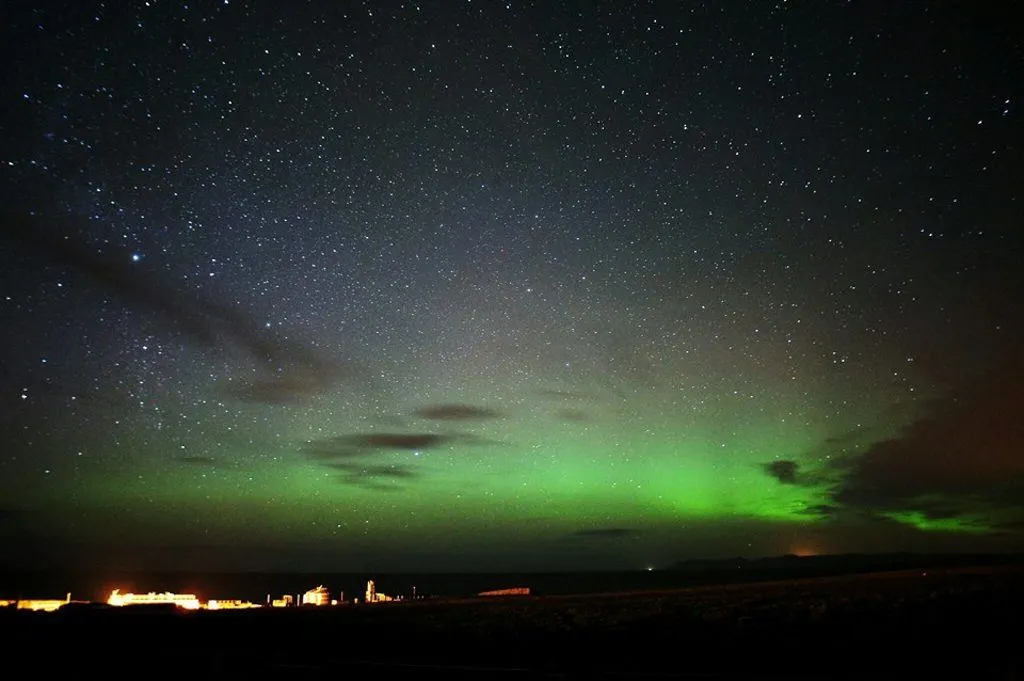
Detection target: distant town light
<box><xmin>107</xmin><ymin>588</ymin><xmax>200</xmax><ymax>610</ymax></box>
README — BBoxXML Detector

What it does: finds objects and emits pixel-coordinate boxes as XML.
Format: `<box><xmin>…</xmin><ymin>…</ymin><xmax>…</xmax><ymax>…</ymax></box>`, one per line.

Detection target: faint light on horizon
<box><xmin>790</xmin><ymin>546</ymin><xmax>820</xmax><ymax>557</ymax></box>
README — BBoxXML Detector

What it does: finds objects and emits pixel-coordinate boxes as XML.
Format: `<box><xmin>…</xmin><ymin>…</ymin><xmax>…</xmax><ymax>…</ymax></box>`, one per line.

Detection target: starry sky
<box><xmin>1</xmin><ymin>1</ymin><xmax>1022</xmax><ymax>573</ymax></box>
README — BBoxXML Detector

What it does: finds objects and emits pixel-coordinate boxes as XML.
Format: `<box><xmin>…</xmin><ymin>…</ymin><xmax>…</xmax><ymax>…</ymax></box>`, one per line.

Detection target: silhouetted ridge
<box><xmin>667</xmin><ymin>552</ymin><xmax>1024</xmax><ymax>576</ymax></box>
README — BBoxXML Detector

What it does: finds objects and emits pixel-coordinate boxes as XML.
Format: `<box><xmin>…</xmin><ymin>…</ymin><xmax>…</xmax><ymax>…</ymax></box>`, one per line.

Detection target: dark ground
<box><xmin>4</xmin><ymin>564</ymin><xmax>1022</xmax><ymax>680</ymax></box>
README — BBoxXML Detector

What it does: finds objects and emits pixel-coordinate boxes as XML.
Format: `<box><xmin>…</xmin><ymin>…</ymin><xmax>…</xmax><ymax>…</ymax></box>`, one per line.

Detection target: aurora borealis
<box><xmin>1</xmin><ymin>1</ymin><xmax>1022</xmax><ymax>573</ymax></box>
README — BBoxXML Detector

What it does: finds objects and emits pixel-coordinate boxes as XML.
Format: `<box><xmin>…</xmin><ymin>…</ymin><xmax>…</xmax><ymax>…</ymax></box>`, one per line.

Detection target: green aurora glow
<box><xmin>2</xmin><ymin>1</ymin><xmax>1022</xmax><ymax>572</ymax></box>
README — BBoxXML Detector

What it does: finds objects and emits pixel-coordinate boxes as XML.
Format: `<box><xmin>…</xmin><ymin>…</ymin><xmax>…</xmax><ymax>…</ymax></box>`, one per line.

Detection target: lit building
<box><xmin>11</xmin><ymin>593</ymin><xmax>73</xmax><ymax>612</ymax></box>
<box><xmin>107</xmin><ymin>589</ymin><xmax>200</xmax><ymax>610</ymax></box>
<box><xmin>364</xmin><ymin>580</ymin><xmax>394</xmax><ymax>603</ymax></box>
<box><xmin>17</xmin><ymin>599</ymin><xmax>66</xmax><ymax>612</ymax></box>
<box><xmin>270</xmin><ymin>594</ymin><xmax>294</xmax><ymax>608</ymax></box>
<box><xmin>206</xmin><ymin>599</ymin><xmax>261</xmax><ymax>610</ymax></box>
<box><xmin>302</xmin><ymin>585</ymin><xmax>331</xmax><ymax>606</ymax></box>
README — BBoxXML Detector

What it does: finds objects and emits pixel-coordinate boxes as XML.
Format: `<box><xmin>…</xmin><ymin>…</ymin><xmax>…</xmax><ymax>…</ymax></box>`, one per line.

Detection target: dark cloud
<box><xmin>413</xmin><ymin>404</ymin><xmax>503</xmax><ymax>421</ymax></box>
<box><xmin>303</xmin><ymin>433</ymin><xmax>451</xmax><ymax>460</ymax></box>
<box><xmin>302</xmin><ymin>431</ymin><xmax>500</xmax><ymax>489</ymax></box>
<box><xmin>176</xmin><ymin>455</ymin><xmax>217</xmax><ymax>466</ymax></box>
<box><xmin>328</xmin><ymin>463</ymin><xmax>418</xmax><ymax>491</ymax></box>
<box><xmin>2</xmin><ymin>213</ymin><xmax>346</xmax><ymax>404</ymax></box>
<box><xmin>327</xmin><ymin>463</ymin><xmax>418</xmax><ymax>478</ymax></box>
<box><xmin>798</xmin><ymin>504</ymin><xmax>840</xmax><ymax>518</ymax></box>
<box><xmin>361</xmin><ymin>433</ymin><xmax>449</xmax><ymax>449</ymax></box>
<box><xmin>820</xmin><ymin>358</ymin><xmax>1024</xmax><ymax>530</ymax></box>
<box><xmin>568</xmin><ymin>528</ymin><xmax>639</xmax><ymax>540</ymax></box>
<box><xmin>302</xmin><ymin>432</ymin><xmax>504</xmax><ymax>461</ymax></box>
<box><xmin>555</xmin><ymin>408</ymin><xmax>588</xmax><ymax>422</ymax></box>
<box><xmin>763</xmin><ymin>460</ymin><xmax>799</xmax><ymax>484</ymax></box>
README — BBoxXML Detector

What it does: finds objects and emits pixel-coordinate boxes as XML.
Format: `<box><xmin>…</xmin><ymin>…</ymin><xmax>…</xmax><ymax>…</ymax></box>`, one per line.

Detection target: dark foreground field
<box><xmin>4</xmin><ymin>564</ymin><xmax>1022</xmax><ymax>680</ymax></box>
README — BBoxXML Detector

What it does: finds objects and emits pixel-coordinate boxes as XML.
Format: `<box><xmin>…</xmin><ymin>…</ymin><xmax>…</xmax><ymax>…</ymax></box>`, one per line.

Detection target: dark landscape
<box><xmin>5</xmin><ymin>551</ymin><xmax>1022</xmax><ymax>602</ymax></box>
<box><xmin>4</xmin><ymin>556</ymin><xmax>1022</xmax><ymax>680</ymax></box>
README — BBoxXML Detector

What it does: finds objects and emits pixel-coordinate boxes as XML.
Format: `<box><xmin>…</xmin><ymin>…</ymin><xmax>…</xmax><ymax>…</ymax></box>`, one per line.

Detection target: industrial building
<box><xmin>302</xmin><ymin>585</ymin><xmax>332</xmax><ymax>606</ymax></box>
<box><xmin>107</xmin><ymin>589</ymin><xmax>201</xmax><ymax>610</ymax></box>
<box><xmin>363</xmin><ymin>580</ymin><xmax>394</xmax><ymax>603</ymax></box>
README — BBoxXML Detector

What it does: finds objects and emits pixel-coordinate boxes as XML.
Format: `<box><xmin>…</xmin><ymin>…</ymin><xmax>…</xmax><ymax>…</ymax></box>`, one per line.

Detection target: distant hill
<box><xmin>667</xmin><ymin>552</ymin><xmax>1024</xmax><ymax>577</ymax></box>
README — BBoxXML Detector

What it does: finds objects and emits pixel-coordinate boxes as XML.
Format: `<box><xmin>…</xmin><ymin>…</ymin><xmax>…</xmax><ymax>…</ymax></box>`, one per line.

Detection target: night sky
<box><xmin>1</xmin><ymin>1</ymin><xmax>1022</xmax><ymax>574</ymax></box>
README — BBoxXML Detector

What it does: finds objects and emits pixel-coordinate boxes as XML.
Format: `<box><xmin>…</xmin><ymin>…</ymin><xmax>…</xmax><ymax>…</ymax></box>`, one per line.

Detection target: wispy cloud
<box><xmin>413</xmin><ymin>404</ymin><xmax>504</xmax><ymax>421</ymax></box>
<box><xmin>3</xmin><ymin>213</ymin><xmax>347</xmax><ymax>404</ymax></box>
<box><xmin>301</xmin><ymin>431</ymin><xmax>497</xmax><ymax>491</ymax></box>
<box><xmin>555</xmin><ymin>407</ymin><xmax>588</xmax><ymax>422</ymax></box>
<box><xmin>326</xmin><ymin>462</ymin><xmax>419</xmax><ymax>491</ymax></box>
<box><xmin>303</xmin><ymin>433</ymin><xmax>452</xmax><ymax>460</ymax></box>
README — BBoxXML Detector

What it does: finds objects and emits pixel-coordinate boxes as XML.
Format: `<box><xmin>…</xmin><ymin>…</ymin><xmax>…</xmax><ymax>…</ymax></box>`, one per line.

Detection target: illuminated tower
<box><xmin>365</xmin><ymin>580</ymin><xmax>376</xmax><ymax>603</ymax></box>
